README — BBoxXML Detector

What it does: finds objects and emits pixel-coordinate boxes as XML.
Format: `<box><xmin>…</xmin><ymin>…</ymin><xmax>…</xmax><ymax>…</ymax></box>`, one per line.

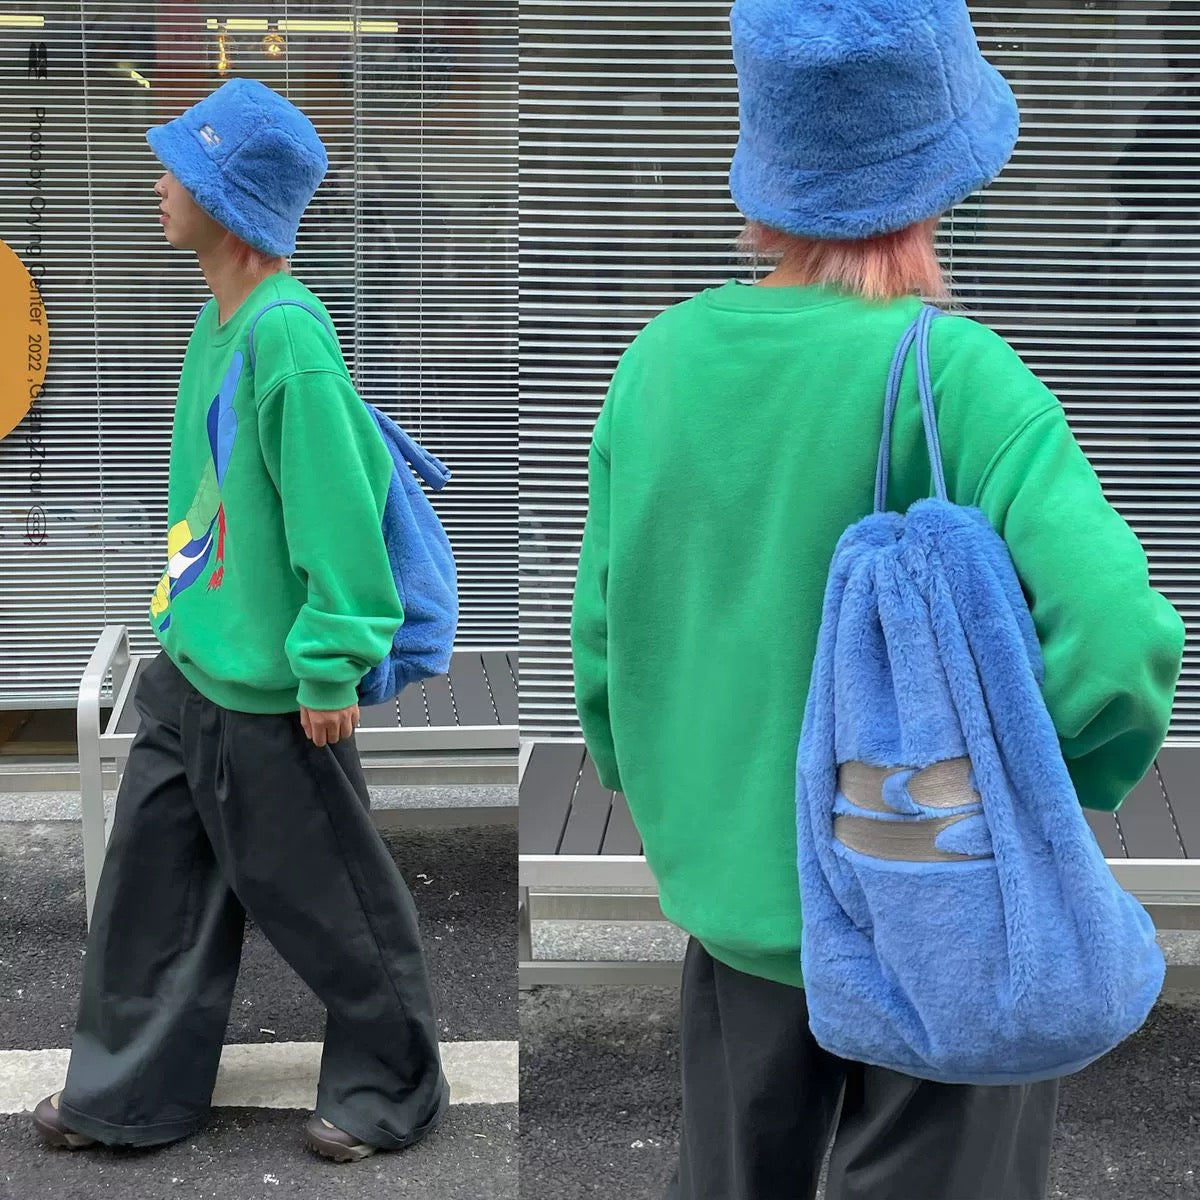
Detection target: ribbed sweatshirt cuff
<box><xmin>297</xmin><ymin>676</ymin><xmax>361</xmax><ymax>712</ymax></box>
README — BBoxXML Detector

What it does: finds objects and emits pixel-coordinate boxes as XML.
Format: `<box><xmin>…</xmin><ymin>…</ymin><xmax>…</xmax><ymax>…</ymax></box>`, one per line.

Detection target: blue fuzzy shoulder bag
<box><xmin>245</xmin><ymin>299</ymin><xmax>458</xmax><ymax>706</ymax></box>
<box><xmin>796</xmin><ymin>304</ymin><xmax>1164</xmax><ymax>1084</ymax></box>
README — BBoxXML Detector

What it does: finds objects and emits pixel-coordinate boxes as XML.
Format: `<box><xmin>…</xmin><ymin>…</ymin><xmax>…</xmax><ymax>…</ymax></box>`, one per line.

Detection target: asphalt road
<box><xmin>0</xmin><ymin>1105</ymin><xmax>517</xmax><ymax>1200</ymax></box>
<box><xmin>0</xmin><ymin>819</ymin><xmax>516</xmax><ymax>1049</ymax></box>
<box><xmin>519</xmin><ymin>983</ymin><xmax>1200</xmax><ymax>1200</ymax></box>
<box><xmin>1</xmin><ymin>801</ymin><xmax>518</xmax><ymax>1200</ymax></box>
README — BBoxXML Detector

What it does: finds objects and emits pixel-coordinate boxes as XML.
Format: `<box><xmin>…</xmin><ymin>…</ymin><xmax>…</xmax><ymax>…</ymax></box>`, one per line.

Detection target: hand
<box><xmin>300</xmin><ymin>704</ymin><xmax>360</xmax><ymax>748</ymax></box>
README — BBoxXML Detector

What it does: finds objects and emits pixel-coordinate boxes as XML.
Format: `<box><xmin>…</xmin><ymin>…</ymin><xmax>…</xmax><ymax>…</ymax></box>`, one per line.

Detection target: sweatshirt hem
<box><xmin>698</xmin><ymin>938</ymin><xmax>805</xmax><ymax>989</ymax></box>
<box><xmin>172</xmin><ymin>655</ymin><xmax>301</xmax><ymax>714</ymax></box>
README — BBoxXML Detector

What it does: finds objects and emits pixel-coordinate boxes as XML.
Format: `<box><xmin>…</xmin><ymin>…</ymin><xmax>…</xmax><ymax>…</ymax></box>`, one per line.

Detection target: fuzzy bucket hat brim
<box><xmin>729</xmin><ymin>0</ymin><xmax>1020</xmax><ymax>241</ymax></box>
<box><xmin>147</xmin><ymin>78</ymin><xmax>327</xmax><ymax>257</ymax></box>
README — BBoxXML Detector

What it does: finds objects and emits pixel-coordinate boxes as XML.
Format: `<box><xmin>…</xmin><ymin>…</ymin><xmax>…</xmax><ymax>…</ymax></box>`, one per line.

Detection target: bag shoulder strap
<box><xmin>190</xmin><ymin>298</ymin><xmax>213</xmax><ymax>333</ymax></box>
<box><xmin>238</xmin><ymin>295</ymin><xmax>451</xmax><ymax>492</ymax></box>
<box><xmin>367</xmin><ymin>404</ymin><xmax>452</xmax><ymax>491</ymax></box>
<box><xmin>874</xmin><ymin>304</ymin><xmax>947</xmax><ymax>514</ymax></box>
<box><xmin>245</xmin><ymin>298</ymin><xmax>338</xmax><ymax>372</ymax></box>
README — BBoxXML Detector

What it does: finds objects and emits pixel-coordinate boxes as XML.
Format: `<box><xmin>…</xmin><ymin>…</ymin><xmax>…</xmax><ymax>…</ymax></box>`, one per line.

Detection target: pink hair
<box><xmin>221</xmin><ymin>230</ymin><xmax>288</xmax><ymax>278</ymax></box>
<box><xmin>739</xmin><ymin>217</ymin><xmax>949</xmax><ymax>303</ymax></box>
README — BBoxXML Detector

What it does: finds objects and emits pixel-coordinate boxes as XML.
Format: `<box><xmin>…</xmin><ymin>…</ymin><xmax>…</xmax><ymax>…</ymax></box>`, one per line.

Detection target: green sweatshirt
<box><xmin>151</xmin><ymin>273</ymin><xmax>402</xmax><ymax>714</ymax></box>
<box><xmin>572</xmin><ymin>280</ymin><xmax>1185</xmax><ymax>989</ymax></box>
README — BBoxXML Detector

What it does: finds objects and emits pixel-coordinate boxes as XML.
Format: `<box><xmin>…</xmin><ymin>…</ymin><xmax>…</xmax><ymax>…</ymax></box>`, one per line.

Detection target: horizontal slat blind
<box><xmin>519</xmin><ymin>0</ymin><xmax>1199</xmax><ymax>737</ymax></box>
<box><xmin>0</xmin><ymin>0</ymin><xmax>516</xmax><ymax>707</ymax></box>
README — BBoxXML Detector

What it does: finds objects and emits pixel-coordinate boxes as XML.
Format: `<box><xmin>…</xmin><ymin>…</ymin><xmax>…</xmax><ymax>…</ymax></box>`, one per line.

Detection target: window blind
<box><xmin>0</xmin><ymin>0</ymin><xmax>517</xmax><ymax>707</ymax></box>
<box><xmin>519</xmin><ymin>0</ymin><xmax>1199</xmax><ymax>738</ymax></box>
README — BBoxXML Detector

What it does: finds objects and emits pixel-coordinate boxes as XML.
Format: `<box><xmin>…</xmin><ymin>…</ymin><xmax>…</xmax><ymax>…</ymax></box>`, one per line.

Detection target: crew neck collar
<box><xmin>702</xmin><ymin>277</ymin><xmax>859</xmax><ymax>313</ymax></box>
<box><xmin>206</xmin><ymin>273</ymin><xmax>288</xmax><ymax>345</ymax></box>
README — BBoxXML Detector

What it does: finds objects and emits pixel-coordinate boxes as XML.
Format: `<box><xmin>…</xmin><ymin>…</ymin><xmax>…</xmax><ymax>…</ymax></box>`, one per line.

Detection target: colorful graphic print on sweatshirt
<box><xmin>151</xmin><ymin>352</ymin><xmax>242</xmax><ymax>634</ymax></box>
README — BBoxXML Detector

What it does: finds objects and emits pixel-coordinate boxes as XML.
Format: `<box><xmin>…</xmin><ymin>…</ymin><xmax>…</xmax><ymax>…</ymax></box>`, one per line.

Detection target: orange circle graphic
<box><xmin>0</xmin><ymin>239</ymin><xmax>49</xmax><ymax>442</ymax></box>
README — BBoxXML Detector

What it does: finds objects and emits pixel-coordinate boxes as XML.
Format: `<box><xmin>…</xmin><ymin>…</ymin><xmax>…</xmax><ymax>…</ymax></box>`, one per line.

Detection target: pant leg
<box><xmin>826</xmin><ymin>1063</ymin><xmax>1060</xmax><ymax>1200</ymax></box>
<box><xmin>666</xmin><ymin>939</ymin><xmax>845</xmax><ymax>1200</ymax></box>
<box><xmin>60</xmin><ymin>654</ymin><xmax>247</xmax><ymax>1147</ymax></box>
<box><xmin>312</xmin><ymin>743</ymin><xmax>449</xmax><ymax>1146</ymax></box>
<box><xmin>180</xmin><ymin>680</ymin><xmax>448</xmax><ymax>1152</ymax></box>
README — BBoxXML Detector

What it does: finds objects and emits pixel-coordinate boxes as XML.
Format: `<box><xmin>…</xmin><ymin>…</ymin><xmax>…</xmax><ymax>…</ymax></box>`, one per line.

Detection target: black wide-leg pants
<box><xmin>60</xmin><ymin>652</ymin><xmax>448</xmax><ymax>1150</ymax></box>
<box><xmin>667</xmin><ymin>939</ymin><xmax>1059</xmax><ymax>1200</ymax></box>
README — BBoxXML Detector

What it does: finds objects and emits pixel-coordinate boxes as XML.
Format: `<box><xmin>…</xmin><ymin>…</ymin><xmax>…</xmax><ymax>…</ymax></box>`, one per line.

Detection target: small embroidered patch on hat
<box><xmin>198</xmin><ymin>124</ymin><xmax>221</xmax><ymax>147</ymax></box>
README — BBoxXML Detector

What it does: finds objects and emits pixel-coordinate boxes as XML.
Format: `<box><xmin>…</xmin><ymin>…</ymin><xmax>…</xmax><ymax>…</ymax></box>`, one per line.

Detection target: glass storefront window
<box><xmin>0</xmin><ymin>0</ymin><xmax>516</xmax><ymax>705</ymax></box>
<box><xmin>520</xmin><ymin>0</ymin><xmax>1198</xmax><ymax>735</ymax></box>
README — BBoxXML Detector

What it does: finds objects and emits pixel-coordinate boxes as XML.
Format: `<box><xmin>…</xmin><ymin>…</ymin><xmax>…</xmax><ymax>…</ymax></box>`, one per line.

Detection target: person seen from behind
<box><xmin>571</xmin><ymin>3</ymin><xmax>1186</xmax><ymax>1198</ymax></box>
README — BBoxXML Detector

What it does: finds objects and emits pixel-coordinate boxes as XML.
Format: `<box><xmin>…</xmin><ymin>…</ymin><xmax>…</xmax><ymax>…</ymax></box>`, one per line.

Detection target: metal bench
<box><xmin>519</xmin><ymin>740</ymin><xmax>1200</xmax><ymax>989</ymax></box>
<box><xmin>80</xmin><ymin>625</ymin><xmax>518</xmax><ymax>924</ymax></box>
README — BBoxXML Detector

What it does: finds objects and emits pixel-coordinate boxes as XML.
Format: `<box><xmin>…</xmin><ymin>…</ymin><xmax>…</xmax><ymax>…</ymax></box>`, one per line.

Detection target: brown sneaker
<box><xmin>31</xmin><ymin>1092</ymin><xmax>98</xmax><ymax>1150</ymax></box>
<box><xmin>303</xmin><ymin>1115</ymin><xmax>378</xmax><ymax>1163</ymax></box>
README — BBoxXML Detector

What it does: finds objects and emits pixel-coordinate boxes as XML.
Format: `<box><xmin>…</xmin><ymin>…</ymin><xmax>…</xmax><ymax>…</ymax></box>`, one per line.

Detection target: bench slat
<box><xmin>1116</xmin><ymin>765</ymin><xmax>1186</xmax><ymax>859</ymax></box>
<box><xmin>560</xmin><ymin>755</ymin><xmax>613</xmax><ymax>855</ymax></box>
<box><xmin>483</xmin><ymin>651</ymin><xmax>518</xmax><ymax>725</ymax></box>
<box><xmin>1085</xmin><ymin>806</ymin><xmax>1125</xmax><ymax>859</ymax></box>
<box><xmin>397</xmin><ymin>680</ymin><xmax>430</xmax><ymax>728</ymax></box>
<box><xmin>449</xmin><ymin>652</ymin><xmax>500</xmax><ymax>727</ymax></box>
<box><xmin>1154</xmin><ymin>748</ymin><xmax>1198</xmax><ymax>858</ymax></box>
<box><xmin>519</xmin><ymin>742</ymin><xmax>584</xmax><ymax>855</ymax></box>
<box><xmin>109</xmin><ymin>653</ymin><xmax>519</xmax><ymax>734</ymax></box>
<box><xmin>360</xmin><ymin>652</ymin><xmax>503</xmax><ymax>731</ymax></box>
<box><xmin>423</xmin><ymin>673</ymin><xmax>458</xmax><ymax>727</ymax></box>
<box><xmin>602</xmin><ymin>790</ymin><xmax>642</xmax><ymax>856</ymax></box>
<box><xmin>359</xmin><ymin>699</ymin><xmax>399</xmax><ymax>728</ymax></box>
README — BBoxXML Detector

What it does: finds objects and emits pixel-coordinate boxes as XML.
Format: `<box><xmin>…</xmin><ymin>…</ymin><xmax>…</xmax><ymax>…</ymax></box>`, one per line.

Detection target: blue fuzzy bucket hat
<box><xmin>729</xmin><ymin>0</ymin><xmax>1019</xmax><ymax>241</ymax></box>
<box><xmin>147</xmin><ymin>78</ymin><xmax>328</xmax><ymax>257</ymax></box>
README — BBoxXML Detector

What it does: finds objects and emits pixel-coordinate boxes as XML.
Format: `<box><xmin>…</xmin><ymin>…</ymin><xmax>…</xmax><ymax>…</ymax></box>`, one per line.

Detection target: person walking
<box><xmin>570</xmin><ymin>3</ymin><xmax>1186</xmax><ymax>1198</ymax></box>
<box><xmin>32</xmin><ymin>78</ymin><xmax>449</xmax><ymax>1163</ymax></box>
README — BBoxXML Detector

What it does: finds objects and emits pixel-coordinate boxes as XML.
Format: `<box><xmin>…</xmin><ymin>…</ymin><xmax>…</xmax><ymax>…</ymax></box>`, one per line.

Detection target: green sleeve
<box><xmin>976</xmin><ymin>406</ymin><xmax>1185</xmax><ymax>811</ymax></box>
<box><xmin>572</xmin><ymin>392</ymin><xmax>622</xmax><ymax>792</ymax></box>
<box><xmin>257</xmin><ymin>369</ymin><xmax>404</xmax><ymax>711</ymax></box>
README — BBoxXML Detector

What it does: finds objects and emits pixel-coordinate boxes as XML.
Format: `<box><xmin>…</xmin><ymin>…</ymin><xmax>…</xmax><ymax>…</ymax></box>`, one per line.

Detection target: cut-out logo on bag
<box><xmin>833</xmin><ymin>759</ymin><xmax>994</xmax><ymax>862</ymax></box>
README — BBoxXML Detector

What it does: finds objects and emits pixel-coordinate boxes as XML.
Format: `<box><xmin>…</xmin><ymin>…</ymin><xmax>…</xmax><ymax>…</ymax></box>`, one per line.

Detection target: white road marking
<box><xmin>0</xmin><ymin>1040</ymin><xmax>517</xmax><ymax>1114</ymax></box>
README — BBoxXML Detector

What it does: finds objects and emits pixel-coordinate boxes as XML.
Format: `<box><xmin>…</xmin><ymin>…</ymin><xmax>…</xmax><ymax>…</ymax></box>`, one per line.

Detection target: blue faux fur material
<box><xmin>357</xmin><ymin>406</ymin><xmax>458</xmax><ymax>704</ymax></box>
<box><xmin>728</xmin><ymin>0</ymin><xmax>1020</xmax><ymax>239</ymax></box>
<box><xmin>148</xmin><ymin>78</ymin><xmax>327</xmax><ymax>257</ymax></box>
<box><xmin>796</xmin><ymin>307</ymin><xmax>1165</xmax><ymax>1085</ymax></box>
<box><xmin>245</xmin><ymin>299</ymin><xmax>458</xmax><ymax>705</ymax></box>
